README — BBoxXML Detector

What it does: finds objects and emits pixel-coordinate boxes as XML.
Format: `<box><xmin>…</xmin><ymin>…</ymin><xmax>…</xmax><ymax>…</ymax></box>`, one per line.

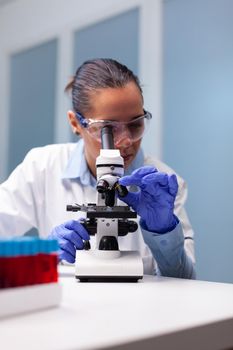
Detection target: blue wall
<box><xmin>9</xmin><ymin>39</ymin><xmax>57</xmax><ymax>173</ymax></box>
<box><xmin>71</xmin><ymin>8</ymin><xmax>139</xmax><ymax>142</ymax></box>
<box><xmin>8</xmin><ymin>39</ymin><xmax>57</xmax><ymax>236</ymax></box>
<box><xmin>163</xmin><ymin>0</ymin><xmax>233</xmax><ymax>282</ymax></box>
<box><xmin>73</xmin><ymin>8</ymin><xmax>139</xmax><ymax>75</ymax></box>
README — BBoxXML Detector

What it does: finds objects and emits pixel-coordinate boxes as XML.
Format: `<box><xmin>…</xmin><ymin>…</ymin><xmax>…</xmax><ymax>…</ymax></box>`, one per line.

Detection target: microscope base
<box><xmin>75</xmin><ymin>250</ymin><xmax>143</xmax><ymax>282</ymax></box>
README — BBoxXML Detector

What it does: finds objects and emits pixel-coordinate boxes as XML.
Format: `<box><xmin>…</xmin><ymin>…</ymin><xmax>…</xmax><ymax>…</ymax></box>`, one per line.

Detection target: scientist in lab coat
<box><xmin>0</xmin><ymin>58</ymin><xmax>195</xmax><ymax>278</ymax></box>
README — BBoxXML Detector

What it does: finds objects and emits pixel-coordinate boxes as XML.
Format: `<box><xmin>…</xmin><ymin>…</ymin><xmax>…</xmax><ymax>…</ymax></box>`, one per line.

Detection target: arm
<box><xmin>0</xmin><ymin>150</ymin><xmax>40</xmax><ymax>237</ymax></box>
<box><xmin>119</xmin><ymin>166</ymin><xmax>196</xmax><ymax>279</ymax></box>
<box><xmin>141</xmin><ymin>223</ymin><xmax>195</xmax><ymax>279</ymax></box>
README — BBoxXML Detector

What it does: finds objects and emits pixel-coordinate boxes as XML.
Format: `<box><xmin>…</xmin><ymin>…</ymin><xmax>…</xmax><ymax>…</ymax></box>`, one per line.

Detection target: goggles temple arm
<box><xmin>75</xmin><ymin>112</ymin><xmax>89</xmax><ymax>128</ymax></box>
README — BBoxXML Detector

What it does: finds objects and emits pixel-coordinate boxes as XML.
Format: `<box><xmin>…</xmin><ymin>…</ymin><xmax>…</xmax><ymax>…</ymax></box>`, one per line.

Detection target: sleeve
<box><xmin>141</xmin><ymin>222</ymin><xmax>196</xmax><ymax>279</ymax></box>
<box><xmin>0</xmin><ymin>149</ymin><xmax>43</xmax><ymax>237</ymax></box>
<box><xmin>141</xmin><ymin>176</ymin><xmax>196</xmax><ymax>279</ymax></box>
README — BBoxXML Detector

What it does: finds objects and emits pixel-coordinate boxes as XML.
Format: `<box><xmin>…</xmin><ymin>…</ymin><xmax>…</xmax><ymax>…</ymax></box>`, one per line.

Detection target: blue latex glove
<box><xmin>48</xmin><ymin>220</ymin><xmax>90</xmax><ymax>263</ymax></box>
<box><xmin>119</xmin><ymin>166</ymin><xmax>179</xmax><ymax>233</ymax></box>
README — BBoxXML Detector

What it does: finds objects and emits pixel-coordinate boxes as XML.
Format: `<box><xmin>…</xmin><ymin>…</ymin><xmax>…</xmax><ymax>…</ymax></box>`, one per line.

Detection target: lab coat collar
<box><xmin>61</xmin><ymin>139</ymin><xmax>95</xmax><ymax>186</ymax></box>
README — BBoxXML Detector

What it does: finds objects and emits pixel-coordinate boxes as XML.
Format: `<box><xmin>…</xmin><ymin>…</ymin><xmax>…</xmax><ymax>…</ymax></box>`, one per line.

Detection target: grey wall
<box><xmin>163</xmin><ymin>0</ymin><xmax>233</xmax><ymax>282</ymax></box>
<box><xmin>9</xmin><ymin>39</ymin><xmax>57</xmax><ymax>173</ymax></box>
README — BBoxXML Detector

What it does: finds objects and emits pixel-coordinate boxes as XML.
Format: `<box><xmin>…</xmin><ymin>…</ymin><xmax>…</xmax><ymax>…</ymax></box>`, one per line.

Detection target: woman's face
<box><xmin>68</xmin><ymin>82</ymin><xmax>144</xmax><ymax>177</ymax></box>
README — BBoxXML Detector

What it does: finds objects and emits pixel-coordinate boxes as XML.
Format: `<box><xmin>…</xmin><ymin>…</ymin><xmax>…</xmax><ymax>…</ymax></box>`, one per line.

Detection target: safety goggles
<box><xmin>75</xmin><ymin>110</ymin><xmax>152</xmax><ymax>143</ymax></box>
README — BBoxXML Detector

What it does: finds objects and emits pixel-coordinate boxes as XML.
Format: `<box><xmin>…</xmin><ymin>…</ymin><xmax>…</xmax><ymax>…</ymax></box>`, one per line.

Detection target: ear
<box><xmin>67</xmin><ymin>110</ymin><xmax>83</xmax><ymax>136</ymax></box>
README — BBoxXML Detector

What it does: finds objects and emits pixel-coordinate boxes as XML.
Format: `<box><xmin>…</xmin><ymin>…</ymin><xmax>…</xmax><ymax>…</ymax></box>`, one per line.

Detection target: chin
<box><xmin>123</xmin><ymin>155</ymin><xmax>134</xmax><ymax>169</ymax></box>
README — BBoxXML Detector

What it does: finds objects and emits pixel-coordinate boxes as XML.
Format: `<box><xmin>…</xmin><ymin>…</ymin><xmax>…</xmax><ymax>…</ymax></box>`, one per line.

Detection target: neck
<box><xmin>84</xmin><ymin>152</ymin><xmax>97</xmax><ymax>178</ymax></box>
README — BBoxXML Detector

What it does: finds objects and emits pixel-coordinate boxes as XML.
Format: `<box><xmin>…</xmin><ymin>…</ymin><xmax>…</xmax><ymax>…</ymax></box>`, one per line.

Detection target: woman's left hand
<box><xmin>119</xmin><ymin>166</ymin><xmax>179</xmax><ymax>233</ymax></box>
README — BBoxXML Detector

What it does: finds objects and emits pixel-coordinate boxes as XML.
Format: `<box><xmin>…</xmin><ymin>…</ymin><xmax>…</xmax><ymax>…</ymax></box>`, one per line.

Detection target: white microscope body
<box><xmin>67</xmin><ymin>126</ymin><xmax>143</xmax><ymax>282</ymax></box>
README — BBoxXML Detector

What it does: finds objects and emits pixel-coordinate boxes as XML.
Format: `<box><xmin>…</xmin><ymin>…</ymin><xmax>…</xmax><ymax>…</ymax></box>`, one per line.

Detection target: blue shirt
<box><xmin>62</xmin><ymin>139</ymin><xmax>195</xmax><ymax>279</ymax></box>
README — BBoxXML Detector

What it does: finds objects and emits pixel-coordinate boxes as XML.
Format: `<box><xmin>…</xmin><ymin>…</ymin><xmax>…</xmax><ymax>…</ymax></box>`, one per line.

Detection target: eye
<box><xmin>128</xmin><ymin>120</ymin><xmax>144</xmax><ymax>131</ymax></box>
<box><xmin>88</xmin><ymin>123</ymin><xmax>102</xmax><ymax>136</ymax></box>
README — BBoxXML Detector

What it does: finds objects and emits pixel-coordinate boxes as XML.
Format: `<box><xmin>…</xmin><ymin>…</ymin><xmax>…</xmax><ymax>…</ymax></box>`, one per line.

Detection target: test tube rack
<box><xmin>0</xmin><ymin>237</ymin><xmax>62</xmax><ymax>318</ymax></box>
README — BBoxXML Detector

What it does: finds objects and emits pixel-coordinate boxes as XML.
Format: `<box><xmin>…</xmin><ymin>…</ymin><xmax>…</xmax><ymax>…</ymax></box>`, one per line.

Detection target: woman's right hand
<box><xmin>48</xmin><ymin>220</ymin><xmax>90</xmax><ymax>263</ymax></box>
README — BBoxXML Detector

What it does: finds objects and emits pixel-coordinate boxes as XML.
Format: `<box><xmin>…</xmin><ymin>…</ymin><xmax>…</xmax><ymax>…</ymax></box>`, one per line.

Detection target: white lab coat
<box><xmin>0</xmin><ymin>143</ymin><xmax>195</xmax><ymax>274</ymax></box>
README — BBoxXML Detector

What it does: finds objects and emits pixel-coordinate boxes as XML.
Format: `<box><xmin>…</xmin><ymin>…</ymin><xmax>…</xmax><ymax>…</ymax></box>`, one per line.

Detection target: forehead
<box><xmin>88</xmin><ymin>82</ymin><xmax>143</xmax><ymax>121</ymax></box>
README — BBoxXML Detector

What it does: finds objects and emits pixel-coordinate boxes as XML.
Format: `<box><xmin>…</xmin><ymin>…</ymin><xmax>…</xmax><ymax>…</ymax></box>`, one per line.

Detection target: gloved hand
<box><xmin>118</xmin><ymin>166</ymin><xmax>179</xmax><ymax>233</ymax></box>
<box><xmin>48</xmin><ymin>219</ymin><xmax>90</xmax><ymax>263</ymax></box>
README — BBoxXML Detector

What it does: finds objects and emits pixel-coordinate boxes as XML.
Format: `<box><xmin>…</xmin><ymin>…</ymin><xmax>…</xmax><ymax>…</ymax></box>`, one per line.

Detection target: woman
<box><xmin>0</xmin><ymin>58</ymin><xmax>195</xmax><ymax>278</ymax></box>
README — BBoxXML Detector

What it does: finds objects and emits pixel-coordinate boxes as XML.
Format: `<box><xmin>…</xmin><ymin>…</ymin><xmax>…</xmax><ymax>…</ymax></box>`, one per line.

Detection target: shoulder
<box><xmin>24</xmin><ymin>143</ymin><xmax>76</xmax><ymax>161</ymax></box>
<box><xmin>22</xmin><ymin>143</ymin><xmax>77</xmax><ymax>171</ymax></box>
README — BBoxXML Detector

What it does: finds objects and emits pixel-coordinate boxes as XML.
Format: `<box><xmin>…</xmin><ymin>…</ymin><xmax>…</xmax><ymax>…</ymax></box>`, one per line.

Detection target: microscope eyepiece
<box><xmin>101</xmin><ymin>126</ymin><xmax>114</xmax><ymax>149</ymax></box>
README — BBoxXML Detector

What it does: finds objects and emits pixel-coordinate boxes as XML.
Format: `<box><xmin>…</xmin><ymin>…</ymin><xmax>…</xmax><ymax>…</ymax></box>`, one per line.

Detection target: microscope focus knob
<box><xmin>114</xmin><ymin>182</ymin><xmax>128</xmax><ymax>197</ymax></box>
<box><xmin>99</xmin><ymin>236</ymin><xmax>119</xmax><ymax>251</ymax></box>
<box><xmin>128</xmin><ymin>221</ymin><xmax>138</xmax><ymax>232</ymax></box>
<box><xmin>83</xmin><ymin>240</ymin><xmax>91</xmax><ymax>250</ymax></box>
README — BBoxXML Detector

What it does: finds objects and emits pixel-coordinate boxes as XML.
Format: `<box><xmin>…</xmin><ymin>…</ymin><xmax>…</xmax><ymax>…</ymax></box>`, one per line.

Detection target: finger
<box><xmin>118</xmin><ymin>191</ymin><xmax>139</xmax><ymax>210</ymax></box>
<box><xmin>64</xmin><ymin>220</ymin><xmax>90</xmax><ymax>241</ymax></box>
<box><xmin>59</xmin><ymin>248</ymin><xmax>75</xmax><ymax>264</ymax></box>
<box><xmin>141</xmin><ymin>172</ymin><xmax>168</xmax><ymax>190</ymax></box>
<box><xmin>66</xmin><ymin>230</ymin><xmax>85</xmax><ymax>250</ymax></box>
<box><xmin>168</xmin><ymin>174</ymin><xmax>178</xmax><ymax>196</ymax></box>
<box><xmin>119</xmin><ymin>166</ymin><xmax>157</xmax><ymax>187</ymax></box>
<box><xmin>131</xmin><ymin>166</ymin><xmax>158</xmax><ymax>176</ymax></box>
<box><xmin>55</xmin><ymin>226</ymin><xmax>73</xmax><ymax>239</ymax></box>
<box><xmin>59</xmin><ymin>237</ymin><xmax>77</xmax><ymax>256</ymax></box>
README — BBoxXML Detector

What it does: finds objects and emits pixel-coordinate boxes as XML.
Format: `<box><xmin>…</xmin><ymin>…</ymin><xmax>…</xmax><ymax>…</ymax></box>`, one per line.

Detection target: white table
<box><xmin>1</xmin><ymin>265</ymin><xmax>233</xmax><ymax>350</ymax></box>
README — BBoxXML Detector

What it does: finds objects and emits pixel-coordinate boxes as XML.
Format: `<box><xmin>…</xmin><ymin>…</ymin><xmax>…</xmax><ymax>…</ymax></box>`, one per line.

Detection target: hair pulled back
<box><xmin>65</xmin><ymin>58</ymin><xmax>142</xmax><ymax>114</ymax></box>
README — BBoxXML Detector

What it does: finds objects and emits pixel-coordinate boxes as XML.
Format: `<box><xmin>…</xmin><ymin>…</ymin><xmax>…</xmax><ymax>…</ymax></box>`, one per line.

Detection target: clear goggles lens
<box><xmin>79</xmin><ymin>111</ymin><xmax>152</xmax><ymax>143</ymax></box>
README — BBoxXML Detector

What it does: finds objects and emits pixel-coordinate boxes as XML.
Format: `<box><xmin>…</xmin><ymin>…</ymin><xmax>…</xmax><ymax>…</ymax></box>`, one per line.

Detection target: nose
<box><xmin>114</xmin><ymin>127</ymin><xmax>133</xmax><ymax>148</ymax></box>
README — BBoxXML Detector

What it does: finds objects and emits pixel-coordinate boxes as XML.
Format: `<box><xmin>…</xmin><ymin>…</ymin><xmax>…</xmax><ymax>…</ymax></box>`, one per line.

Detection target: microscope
<box><xmin>67</xmin><ymin>126</ymin><xmax>143</xmax><ymax>282</ymax></box>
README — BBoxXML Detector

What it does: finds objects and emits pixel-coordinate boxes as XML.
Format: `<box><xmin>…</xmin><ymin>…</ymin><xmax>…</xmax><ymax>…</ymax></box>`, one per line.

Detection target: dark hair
<box><xmin>65</xmin><ymin>58</ymin><xmax>142</xmax><ymax>114</ymax></box>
